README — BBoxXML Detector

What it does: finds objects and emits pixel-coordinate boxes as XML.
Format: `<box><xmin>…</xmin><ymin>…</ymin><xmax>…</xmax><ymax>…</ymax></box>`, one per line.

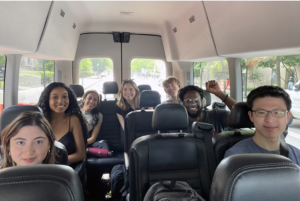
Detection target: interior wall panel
<box><xmin>55</xmin><ymin>61</ymin><xmax>73</xmax><ymax>86</ymax></box>
<box><xmin>205</xmin><ymin>1</ymin><xmax>300</xmax><ymax>58</ymax></box>
<box><xmin>0</xmin><ymin>2</ymin><xmax>50</xmax><ymax>55</ymax></box>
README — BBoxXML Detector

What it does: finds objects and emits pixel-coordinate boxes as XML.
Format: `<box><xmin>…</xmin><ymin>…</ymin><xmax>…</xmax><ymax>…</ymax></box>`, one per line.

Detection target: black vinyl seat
<box><xmin>212</xmin><ymin>102</ymin><xmax>255</xmax><ymax>164</ymax></box>
<box><xmin>129</xmin><ymin>103</ymin><xmax>214</xmax><ymax>201</ymax></box>
<box><xmin>137</xmin><ymin>84</ymin><xmax>151</xmax><ymax>93</ymax></box>
<box><xmin>124</xmin><ymin>90</ymin><xmax>161</xmax><ymax>153</ymax></box>
<box><xmin>86</xmin><ymin>81</ymin><xmax>124</xmax><ymax>194</ymax></box>
<box><xmin>0</xmin><ymin>165</ymin><xmax>84</xmax><ymax>201</ymax></box>
<box><xmin>0</xmin><ymin>105</ymin><xmax>68</xmax><ymax>165</ymax></box>
<box><xmin>69</xmin><ymin>84</ymin><xmax>84</xmax><ymax>98</ymax></box>
<box><xmin>210</xmin><ymin>154</ymin><xmax>300</xmax><ymax>201</ymax></box>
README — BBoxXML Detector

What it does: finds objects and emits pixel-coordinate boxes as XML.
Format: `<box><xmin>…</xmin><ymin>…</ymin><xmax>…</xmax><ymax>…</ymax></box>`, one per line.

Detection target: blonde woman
<box><xmin>0</xmin><ymin>111</ymin><xmax>55</xmax><ymax>169</ymax></box>
<box><xmin>116</xmin><ymin>79</ymin><xmax>140</xmax><ymax>130</ymax></box>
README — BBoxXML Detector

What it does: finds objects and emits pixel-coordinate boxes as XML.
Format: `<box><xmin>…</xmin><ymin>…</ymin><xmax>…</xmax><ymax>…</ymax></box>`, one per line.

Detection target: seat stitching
<box><xmin>224</xmin><ymin>163</ymin><xmax>297</xmax><ymax>201</ymax></box>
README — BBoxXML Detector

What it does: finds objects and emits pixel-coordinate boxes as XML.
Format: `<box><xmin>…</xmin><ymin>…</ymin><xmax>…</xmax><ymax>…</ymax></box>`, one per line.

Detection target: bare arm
<box><xmin>69</xmin><ymin>115</ymin><xmax>86</xmax><ymax>164</ymax></box>
<box><xmin>117</xmin><ymin>113</ymin><xmax>125</xmax><ymax>130</ymax></box>
<box><xmin>205</xmin><ymin>80</ymin><xmax>237</xmax><ymax>110</ymax></box>
<box><xmin>87</xmin><ymin>122</ymin><xmax>101</xmax><ymax>145</ymax></box>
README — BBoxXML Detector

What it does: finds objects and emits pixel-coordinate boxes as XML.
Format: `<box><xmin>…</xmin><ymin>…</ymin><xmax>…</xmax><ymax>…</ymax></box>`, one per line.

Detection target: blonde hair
<box><xmin>117</xmin><ymin>79</ymin><xmax>140</xmax><ymax>111</ymax></box>
<box><xmin>0</xmin><ymin>111</ymin><xmax>56</xmax><ymax>169</ymax></box>
<box><xmin>162</xmin><ymin>76</ymin><xmax>181</xmax><ymax>89</ymax></box>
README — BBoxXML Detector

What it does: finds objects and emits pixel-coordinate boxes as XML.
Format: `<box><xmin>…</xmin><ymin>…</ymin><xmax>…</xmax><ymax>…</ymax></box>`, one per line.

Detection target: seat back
<box><xmin>124</xmin><ymin>90</ymin><xmax>161</xmax><ymax>152</ymax></box>
<box><xmin>138</xmin><ymin>84</ymin><xmax>151</xmax><ymax>93</ymax></box>
<box><xmin>210</xmin><ymin>154</ymin><xmax>300</xmax><ymax>201</ymax></box>
<box><xmin>69</xmin><ymin>84</ymin><xmax>84</xmax><ymax>98</ymax></box>
<box><xmin>129</xmin><ymin>104</ymin><xmax>212</xmax><ymax>201</ymax></box>
<box><xmin>98</xmin><ymin>81</ymin><xmax>122</xmax><ymax>151</ymax></box>
<box><xmin>212</xmin><ymin>102</ymin><xmax>255</xmax><ymax>164</ymax></box>
<box><xmin>0</xmin><ymin>165</ymin><xmax>84</xmax><ymax>201</ymax></box>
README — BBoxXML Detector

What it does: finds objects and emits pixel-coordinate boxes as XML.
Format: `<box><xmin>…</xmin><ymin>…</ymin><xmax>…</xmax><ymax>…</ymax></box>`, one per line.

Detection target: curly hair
<box><xmin>80</xmin><ymin>90</ymin><xmax>100</xmax><ymax>127</ymax></box>
<box><xmin>37</xmin><ymin>82</ymin><xmax>88</xmax><ymax>143</ymax></box>
<box><xmin>0</xmin><ymin>111</ymin><xmax>55</xmax><ymax>169</ymax></box>
<box><xmin>247</xmin><ymin>85</ymin><xmax>291</xmax><ymax>111</ymax></box>
<box><xmin>117</xmin><ymin>79</ymin><xmax>140</xmax><ymax>111</ymax></box>
<box><xmin>177</xmin><ymin>85</ymin><xmax>204</xmax><ymax>102</ymax></box>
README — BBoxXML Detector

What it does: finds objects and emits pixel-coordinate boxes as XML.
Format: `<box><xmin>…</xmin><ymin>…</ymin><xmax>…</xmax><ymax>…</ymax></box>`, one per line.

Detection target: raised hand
<box><xmin>205</xmin><ymin>80</ymin><xmax>222</xmax><ymax>95</ymax></box>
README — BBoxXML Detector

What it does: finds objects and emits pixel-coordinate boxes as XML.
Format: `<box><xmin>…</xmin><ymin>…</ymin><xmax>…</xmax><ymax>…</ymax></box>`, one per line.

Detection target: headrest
<box><xmin>203</xmin><ymin>91</ymin><xmax>211</xmax><ymax>107</ymax></box>
<box><xmin>212</xmin><ymin>102</ymin><xmax>226</xmax><ymax>110</ymax></box>
<box><xmin>103</xmin><ymin>81</ymin><xmax>118</xmax><ymax>94</ymax></box>
<box><xmin>69</xmin><ymin>84</ymin><xmax>84</xmax><ymax>98</ymax></box>
<box><xmin>138</xmin><ymin>84</ymin><xmax>151</xmax><ymax>93</ymax></box>
<box><xmin>228</xmin><ymin>102</ymin><xmax>254</xmax><ymax>128</ymax></box>
<box><xmin>140</xmin><ymin>90</ymin><xmax>161</xmax><ymax>108</ymax></box>
<box><xmin>0</xmin><ymin>105</ymin><xmax>43</xmax><ymax>132</ymax></box>
<box><xmin>0</xmin><ymin>165</ymin><xmax>84</xmax><ymax>201</ymax></box>
<box><xmin>210</xmin><ymin>154</ymin><xmax>300</xmax><ymax>201</ymax></box>
<box><xmin>152</xmin><ymin>103</ymin><xmax>188</xmax><ymax>130</ymax></box>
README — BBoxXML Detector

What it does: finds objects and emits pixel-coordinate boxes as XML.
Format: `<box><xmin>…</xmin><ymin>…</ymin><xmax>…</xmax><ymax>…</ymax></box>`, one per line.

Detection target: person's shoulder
<box><xmin>288</xmin><ymin>144</ymin><xmax>300</xmax><ymax>155</ymax></box>
<box><xmin>224</xmin><ymin>138</ymin><xmax>253</xmax><ymax>158</ymax></box>
<box><xmin>70</xmin><ymin>114</ymin><xmax>80</xmax><ymax>123</ymax></box>
<box><xmin>98</xmin><ymin>112</ymin><xmax>103</xmax><ymax>119</ymax></box>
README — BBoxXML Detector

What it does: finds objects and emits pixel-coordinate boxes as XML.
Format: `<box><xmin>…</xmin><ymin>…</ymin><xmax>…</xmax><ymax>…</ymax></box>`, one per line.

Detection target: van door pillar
<box><xmin>227</xmin><ymin>58</ymin><xmax>242</xmax><ymax>102</ymax></box>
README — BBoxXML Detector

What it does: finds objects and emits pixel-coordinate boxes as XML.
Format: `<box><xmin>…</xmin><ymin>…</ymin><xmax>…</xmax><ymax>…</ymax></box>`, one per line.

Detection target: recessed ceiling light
<box><xmin>120</xmin><ymin>12</ymin><xmax>134</xmax><ymax>15</ymax></box>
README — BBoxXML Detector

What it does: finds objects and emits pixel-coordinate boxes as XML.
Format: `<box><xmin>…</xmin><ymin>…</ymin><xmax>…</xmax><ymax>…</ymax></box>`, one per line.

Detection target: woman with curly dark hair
<box><xmin>38</xmin><ymin>82</ymin><xmax>87</xmax><ymax>165</ymax></box>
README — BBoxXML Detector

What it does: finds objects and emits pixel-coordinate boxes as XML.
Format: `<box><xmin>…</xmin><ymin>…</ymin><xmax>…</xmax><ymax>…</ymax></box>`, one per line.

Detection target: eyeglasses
<box><xmin>183</xmin><ymin>97</ymin><xmax>201</xmax><ymax>104</ymax></box>
<box><xmin>251</xmin><ymin>109</ymin><xmax>288</xmax><ymax>118</ymax></box>
<box><xmin>164</xmin><ymin>83</ymin><xmax>177</xmax><ymax>90</ymax></box>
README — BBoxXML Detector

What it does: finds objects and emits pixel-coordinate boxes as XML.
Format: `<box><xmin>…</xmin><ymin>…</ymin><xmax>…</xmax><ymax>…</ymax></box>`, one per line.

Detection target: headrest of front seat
<box><xmin>228</xmin><ymin>102</ymin><xmax>254</xmax><ymax>128</ymax></box>
<box><xmin>103</xmin><ymin>81</ymin><xmax>118</xmax><ymax>94</ymax></box>
<box><xmin>0</xmin><ymin>165</ymin><xmax>84</xmax><ymax>201</ymax></box>
<box><xmin>140</xmin><ymin>90</ymin><xmax>161</xmax><ymax>108</ymax></box>
<box><xmin>152</xmin><ymin>103</ymin><xmax>188</xmax><ymax>130</ymax></box>
<box><xmin>69</xmin><ymin>84</ymin><xmax>84</xmax><ymax>98</ymax></box>
<box><xmin>0</xmin><ymin>105</ymin><xmax>43</xmax><ymax>132</ymax></box>
<box><xmin>138</xmin><ymin>84</ymin><xmax>151</xmax><ymax>93</ymax></box>
<box><xmin>203</xmin><ymin>90</ymin><xmax>211</xmax><ymax>107</ymax></box>
<box><xmin>210</xmin><ymin>154</ymin><xmax>300</xmax><ymax>201</ymax></box>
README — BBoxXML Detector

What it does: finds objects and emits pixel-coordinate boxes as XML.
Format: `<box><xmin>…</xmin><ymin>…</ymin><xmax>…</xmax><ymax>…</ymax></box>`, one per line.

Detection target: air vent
<box><xmin>73</xmin><ymin>23</ymin><xmax>76</xmax><ymax>29</ymax></box>
<box><xmin>189</xmin><ymin>15</ymin><xmax>195</xmax><ymax>23</ymax></box>
<box><xmin>60</xmin><ymin>9</ymin><xmax>65</xmax><ymax>18</ymax></box>
<box><xmin>173</xmin><ymin>27</ymin><xmax>177</xmax><ymax>33</ymax></box>
<box><xmin>120</xmin><ymin>12</ymin><xmax>134</xmax><ymax>15</ymax></box>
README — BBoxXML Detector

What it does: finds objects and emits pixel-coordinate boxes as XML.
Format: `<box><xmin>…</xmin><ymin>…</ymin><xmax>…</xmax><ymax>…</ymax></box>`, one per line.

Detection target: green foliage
<box><xmin>131</xmin><ymin>59</ymin><xmax>160</xmax><ymax>74</ymax></box>
<box><xmin>0</xmin><ymin>55</ymin><xmax>6</xmax><ymax>66</ymax></box>
<box><xmin>248</xmin><ymin>69</ymin><xmax>263</xmax><ymax>88</ymax></box>
<box><xmin>91</xmin><ymin>58</ymin><xmax>113</xmax><ymax>73</ymax></box>
<box><xmin>36</xmin><ymin>60</ymin><xmax>55</xmax><ymax>71</ymax></box>
<box><xmin>80</xmin><ymin>59</ymin><xmax>93</xmax><ymax>75</ymax></box>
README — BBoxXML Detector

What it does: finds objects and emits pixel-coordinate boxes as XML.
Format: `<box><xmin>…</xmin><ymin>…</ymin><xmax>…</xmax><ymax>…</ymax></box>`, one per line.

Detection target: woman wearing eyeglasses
<box><xmin>116</xmin><ymin>79</ymin><xmax>140</xmax><ymax>130</ymax></box>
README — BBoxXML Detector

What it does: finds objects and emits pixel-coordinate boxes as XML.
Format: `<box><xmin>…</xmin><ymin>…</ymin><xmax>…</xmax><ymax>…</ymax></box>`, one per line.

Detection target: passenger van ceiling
<box><xmin>0</xmin><ymin>1</ymin><xmax>300</xmax><ymax>61</ymax></box>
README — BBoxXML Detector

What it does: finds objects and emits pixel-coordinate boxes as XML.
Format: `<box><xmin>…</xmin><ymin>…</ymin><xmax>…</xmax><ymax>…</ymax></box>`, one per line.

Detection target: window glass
<box><xmin>130</xmin><ymin>59</ymin><xmax>166</xmax><ymax>101</ymax></box>
<box><xmin>79</xmin><ymin>58</ymin><xmax>114</xmax><ymax>99</ymax></box>
<box><xmin>0</xmin><ymin>54</ymin><xmax>6</xmax><ymax>115</ymax></box>
<box><xmin>241</xmin><ymin>54</ymin><xmax>300</xmax><ymax>148</ymax></box>
<box><xmin>194</xmin><ymin>61</ymin><xmax>230</xmax><ymax>109</ymax></box>
<box><xmin>18</xmin><ymin>57</ymin><xmax>54</xmax><ymax>104</ymax></box>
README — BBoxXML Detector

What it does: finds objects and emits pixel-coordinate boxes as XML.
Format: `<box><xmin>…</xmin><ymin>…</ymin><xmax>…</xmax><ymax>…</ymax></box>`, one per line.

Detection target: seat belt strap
<box><xmin>279</xmin><ymin>132</ymin><xmax>289</xmax><ymax>158</ymax></box>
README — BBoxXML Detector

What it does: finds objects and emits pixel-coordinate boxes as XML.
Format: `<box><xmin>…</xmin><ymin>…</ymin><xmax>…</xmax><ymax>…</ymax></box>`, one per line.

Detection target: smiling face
<box><xmin>49</xmin><ymin>87</ymin><xmax>69</xmax><ymax>114</ymax></box>
<box><xmin>164</xmin><ymin>82</ymin><xmax>180</xmax><ymax>97</ymax></box>
<box><xmin>83</xmin><ymin>92</ymin><xmax>99</xmax><ymax>111</ymax></box>
<box><xmin>122</xmin><ymin>83</ymin><xmax>136</xmax><ymax>101</ymax></box>
<box><xmin>9</xmin><ymin>126</ymin><xmax>50</xmax><ymax>166</ymax></box>
<box><xmin>183</xmin><ymin>90</ymin><xmax>202</xmax><ymax>119</ymax></box>
<box><xmin>248</xmin><ymin>97</ymin><xmax>291</xmax><ymax>140</ymax></box>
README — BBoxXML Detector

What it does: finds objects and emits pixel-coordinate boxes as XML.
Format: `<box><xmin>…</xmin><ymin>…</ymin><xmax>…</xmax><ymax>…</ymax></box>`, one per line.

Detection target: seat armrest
<box><xmin>124</xmin><ymin>152</ymin><xmax>129</xmax><ymax>170</ymax></box>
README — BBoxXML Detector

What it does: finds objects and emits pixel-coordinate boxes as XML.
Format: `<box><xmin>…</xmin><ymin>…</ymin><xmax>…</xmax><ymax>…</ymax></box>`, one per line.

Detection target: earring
<box><xmin>48</xmin><ymin>150</ymin><xmax>50</xmax><ymax>154</ymax></box>
<box><xmin>9</xmin><ymin>152</ymin><xmax>11</xmax><ymax>156</ymax></box>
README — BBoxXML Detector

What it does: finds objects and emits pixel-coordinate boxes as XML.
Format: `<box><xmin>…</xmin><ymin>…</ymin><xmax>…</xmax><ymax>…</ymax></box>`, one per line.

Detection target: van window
<box><xmin>242</xmin><ymin>54</ymin><xmax>300</xmax><ymax>148</ymax></box>
<box><xmin>0</xmin><ymin>54</ymin><xmax>6</xmax><ymax>115</ymax></box>
<box><xmin>18</xmin><ymin>57</ymin><xmax>54</xmax><ymax>105</ymax></box>
<box><xmin>131</xmin><ymin>59</ymin><xmax>166</xmax><ymax>101</ymax></box>
<box><xmin>194</xmin><ymin>61</ymin><xmax>230</xmax><ymax>109</ymax></box>
<box><xmin>79</xmin><ymin>58</ymin><xmax>113</xmax><ymax>99</ymax></box>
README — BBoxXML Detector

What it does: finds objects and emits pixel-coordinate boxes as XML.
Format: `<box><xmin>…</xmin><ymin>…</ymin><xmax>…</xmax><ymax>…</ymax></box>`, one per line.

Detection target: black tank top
<box><xmin>58</xmin><ymin>115</ymin><xmax>76</xmax><ymax>156</ymax></box>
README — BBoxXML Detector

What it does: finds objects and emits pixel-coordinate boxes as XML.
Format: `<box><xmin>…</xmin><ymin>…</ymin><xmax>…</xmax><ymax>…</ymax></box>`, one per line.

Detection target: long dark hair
<box><xmin>80</xmin><ymin>90</ymin><xmax>100</xmax><ymax>126</ymax></box>
<box><xmin>0</xmin><ymin>111</ymin><xmax>55</xmax><ymax>169</ymax></box>
<box><xmin>37</xmin><ymin>82</ymin><xmax>88</xmax><ymax>142</ymax></box>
